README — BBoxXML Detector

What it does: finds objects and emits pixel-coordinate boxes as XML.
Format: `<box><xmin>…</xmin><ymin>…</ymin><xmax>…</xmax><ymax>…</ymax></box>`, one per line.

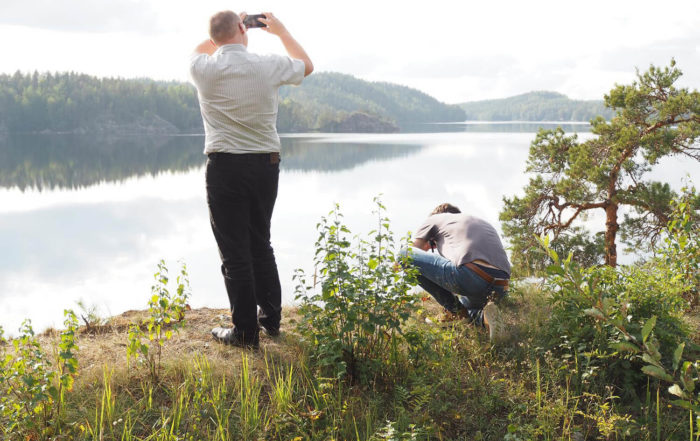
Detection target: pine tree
<box><xmin>500</xmin><ymin>60</ymin><xmax>700</xmax><ymax>272</ymax></box>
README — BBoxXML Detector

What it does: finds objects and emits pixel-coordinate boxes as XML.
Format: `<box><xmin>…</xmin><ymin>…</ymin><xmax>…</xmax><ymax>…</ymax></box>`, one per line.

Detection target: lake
<box><xmin>1</xmin><ymin>123</ymin><xmax>698</xmax><ymax>334</ymax></box>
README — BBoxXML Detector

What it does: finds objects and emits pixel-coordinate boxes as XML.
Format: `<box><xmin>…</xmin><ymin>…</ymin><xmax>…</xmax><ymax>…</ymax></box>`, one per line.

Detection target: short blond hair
<box><xmin>209</xmin><ymin>11</ymin><xmax>240</xmax><ymax>44</ymax></box>
<box><xmin>430</xmin><ymin>203</ymin><xmax>461</xmax><ymax>216</ymax></box>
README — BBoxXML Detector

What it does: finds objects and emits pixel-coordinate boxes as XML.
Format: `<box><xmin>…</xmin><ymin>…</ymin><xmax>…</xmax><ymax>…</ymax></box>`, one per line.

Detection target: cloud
<box><xmin>0</xmin><ymin>0</ymin><xmax>159</xmax><ymax>33</ymax></box>
<box><xmin>596</xmin><ymin>35</ymin><xmax>700</xmax><ymax>86</ymax></box>
<box><xmin>384</xmin><ymin>54</ymin><xmax>523</xmax><ymax>80</ymax></box>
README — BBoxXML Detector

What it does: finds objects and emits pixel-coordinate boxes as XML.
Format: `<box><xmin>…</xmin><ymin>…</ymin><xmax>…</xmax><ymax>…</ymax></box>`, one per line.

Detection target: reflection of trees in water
<box><xmin>280</xmin><ymin>137</ymin><xmax>423</xmax><ymax>172</ymax></box>
<box><xmin>0</xmin><ymin>135</ymin><xmax>206</xmax><ymax>191</ymax></box>
<box><xmin>0</xmin><ymin>135</ymin><xmax>426</xmax><ymax>189</ymax></box>
<box><xmin>402</xmin><ymin>122</ymin><xmax>591</xmax><ymax>133</ymax></box>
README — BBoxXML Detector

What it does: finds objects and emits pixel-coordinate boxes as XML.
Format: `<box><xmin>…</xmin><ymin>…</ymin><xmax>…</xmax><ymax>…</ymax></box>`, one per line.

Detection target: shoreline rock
<box><xmin>321</xmin><ymin>112</ymin><xmax>399</xmax><ymax>134</ymax></box>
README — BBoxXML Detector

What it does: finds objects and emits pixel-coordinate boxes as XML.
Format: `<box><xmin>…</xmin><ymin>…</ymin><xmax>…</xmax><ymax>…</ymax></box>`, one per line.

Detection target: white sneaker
<box><xmin>483</xmin><ymin>301</ymin><xmax>507</xmax><ymax>343</ymax></box>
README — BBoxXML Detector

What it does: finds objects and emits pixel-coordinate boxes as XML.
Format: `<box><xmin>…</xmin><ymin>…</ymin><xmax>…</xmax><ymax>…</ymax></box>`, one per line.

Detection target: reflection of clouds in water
<box><xmin>0</xmin><ymin>194</ymin><xmax>221</xmax><ymax>333</ymax></box>
<box><xmin>2</xmin><ymin>131</ymin><xmax>699</xmax><ymax>334</ymax></box>
<box><xmin>273</xmin><ymin>134</ymin><xmax>537</xmax><ymax>307</ymax></box>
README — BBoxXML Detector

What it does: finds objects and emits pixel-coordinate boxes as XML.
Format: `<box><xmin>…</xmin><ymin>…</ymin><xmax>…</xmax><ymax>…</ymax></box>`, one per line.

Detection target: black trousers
<box><xmin>206</xmin><ymin>152</ymin><xmax>282</xmax><ymax>334</ymax></box>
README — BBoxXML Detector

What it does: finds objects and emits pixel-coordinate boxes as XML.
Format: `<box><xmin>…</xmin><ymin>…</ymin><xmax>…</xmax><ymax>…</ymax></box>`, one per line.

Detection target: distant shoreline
<box><xmin>3</xmin><ymin>120</ymin><xmax>594</xmax><ymax>137</ymax></box>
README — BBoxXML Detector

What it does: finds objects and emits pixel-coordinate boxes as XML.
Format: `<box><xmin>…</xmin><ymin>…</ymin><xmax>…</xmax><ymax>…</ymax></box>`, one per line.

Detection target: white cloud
<box><xmin>0</xmin><ymin>0</ymin><xmax>159</xmax><ymax>33</ymax></box>
<box><xmin>0</xmin><ymin>0</ymin><xmax>699</xmax><ymax>102</ymax></box>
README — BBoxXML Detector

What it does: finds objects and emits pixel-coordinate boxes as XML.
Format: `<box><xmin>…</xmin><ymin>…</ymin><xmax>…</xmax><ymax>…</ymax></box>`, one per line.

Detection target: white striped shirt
<box><xmin>190</xmin><ymin>44</ymin><xmax>305</xmax><ymax>154</ymax></box>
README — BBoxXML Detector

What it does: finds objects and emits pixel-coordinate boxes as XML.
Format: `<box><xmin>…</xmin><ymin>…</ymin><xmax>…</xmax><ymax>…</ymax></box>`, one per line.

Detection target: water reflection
<box><xmin>0</xmin><ymin>134</ymin><xmax>425</xmax><ymax>190</ymax></box>
<box><xmin>0</xmin><ymin>122</ymin><xmax>590</xmax><ymax>190</ymax></box>
<box><xmin>0</xmin><ymin>134</ymin><xmax>204</xmax><ymax>191</ymax></box>
<box><xmin>281</xmin><ymin>136</ymin><xmax>422</xmax><ymax>172</ymax></box>
<box><xmin>403</xmin><ymin>121</ymin><xmax>592</xmax><ymax>133</ymax></box>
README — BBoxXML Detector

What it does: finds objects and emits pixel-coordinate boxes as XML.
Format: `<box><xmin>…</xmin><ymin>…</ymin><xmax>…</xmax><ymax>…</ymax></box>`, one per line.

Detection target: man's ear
<box><xmin>238</xmin><ymin>22</ymin><xmax>246</xmax><ymax>35</ymax></box>
<box><xmin>209</xmin><ymin>39</ymin><xmax>217</xmax><ymax>47</ymax></box>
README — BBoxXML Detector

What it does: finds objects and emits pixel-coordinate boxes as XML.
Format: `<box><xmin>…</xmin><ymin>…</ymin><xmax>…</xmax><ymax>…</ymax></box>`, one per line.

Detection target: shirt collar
<box><xmin>216</xmin><ymin>44</ymin><xmax>247</xmax><ymax>54</ymax></box>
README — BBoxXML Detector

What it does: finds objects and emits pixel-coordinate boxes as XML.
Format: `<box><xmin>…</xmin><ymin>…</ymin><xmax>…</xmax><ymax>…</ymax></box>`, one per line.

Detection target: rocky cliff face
<box><xmin>322</xmin><ymin>112</ymin><xmax>399</xmax><ymax>133</ymax></box>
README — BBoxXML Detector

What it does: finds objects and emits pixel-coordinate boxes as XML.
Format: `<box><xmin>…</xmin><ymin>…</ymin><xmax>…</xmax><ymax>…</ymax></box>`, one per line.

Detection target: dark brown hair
<box><xmin>430</xmin><ymin>203</ymin><xmax>461</xmax><ymax>215</ymax></box>
<box><xmin>209</xmin><ymin>11</ymin><xmax>240</xmax><ymax>44</ymax></box>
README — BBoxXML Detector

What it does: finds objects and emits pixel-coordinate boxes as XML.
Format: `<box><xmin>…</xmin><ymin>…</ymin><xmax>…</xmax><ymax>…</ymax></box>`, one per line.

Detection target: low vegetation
<box><xmin>0</xmin><ymin>197</ymin><xmax>698</xmax><ymax>440</ymax></box>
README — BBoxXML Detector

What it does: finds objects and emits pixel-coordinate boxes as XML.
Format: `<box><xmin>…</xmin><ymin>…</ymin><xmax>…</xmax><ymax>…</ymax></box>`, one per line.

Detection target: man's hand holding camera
<box><xmin>241</xmin><ymin>11</ymin><xmax>313</xmax><ymax>77</ymax></box>
<box><xmin>257</xmin><ymin>12</ymin><xmax>288</xmax><ymax>37</ymax></box>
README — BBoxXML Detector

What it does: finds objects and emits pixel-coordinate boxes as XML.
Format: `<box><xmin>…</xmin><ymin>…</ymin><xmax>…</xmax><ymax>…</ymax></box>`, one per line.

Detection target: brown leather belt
<box><xmin>464</xmin><ymin>262</ymin><xmax>509</xmax><ymax>288</ymax></box>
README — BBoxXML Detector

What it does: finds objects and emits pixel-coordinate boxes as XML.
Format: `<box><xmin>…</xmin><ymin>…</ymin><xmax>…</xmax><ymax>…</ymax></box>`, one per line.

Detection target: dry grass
<box><xmin>33</xmin><ymin>306</ymin><xmax>308</xmax><ymax>385</ymax></box>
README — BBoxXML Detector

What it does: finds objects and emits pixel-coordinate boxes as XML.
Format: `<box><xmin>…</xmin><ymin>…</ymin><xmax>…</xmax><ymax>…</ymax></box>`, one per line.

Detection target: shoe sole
<box><xmin>483</xmin><ymin>303</ymin><xmax>507</xmax><ymax>344</ymax></box>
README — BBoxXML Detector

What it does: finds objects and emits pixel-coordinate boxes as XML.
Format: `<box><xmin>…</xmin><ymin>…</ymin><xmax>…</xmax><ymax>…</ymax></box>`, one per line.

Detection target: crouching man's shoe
<box><xmin>211</xmin><ymin>327</ymin><xmax>259</xmax><ymax>349</ymax></box>
<box><xmin>438</xmin><ymin>305</ymin><xmax>470</xmax><ymax>323</ymax></box>
<box><xmin>482</xmin><ymin>301</ymin><xmax>507</xmax><ymax>344</ymax></box>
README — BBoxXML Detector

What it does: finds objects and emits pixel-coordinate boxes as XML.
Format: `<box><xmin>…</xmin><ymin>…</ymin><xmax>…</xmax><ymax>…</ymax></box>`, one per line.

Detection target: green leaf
<box><xmin>641</xmin><ymin>315</ymin><xmax>656</xmax><ymax>343</ymax></box>
<box><xmin>670</xmin><ymin>399</ymin><xmax>700</xmax><ymax>413</ymax></box>
<box><xmin>584</xmin><ymin>308</ymin><xmax>605</xmax><ymax>320</ymax></box>
<box><xmin>642</xmin><ymin>353</ymin><xmax>663</xmax><ymax>368</ymax></box>
<box><xmin>610</xmin><ymin>341</ymin><xmax>640</xmax><ymax>353</ymax></box>
<box><xmin>680</xmin><ymin>362</ymin><xmax>695</xmax><ymax>393</ymax></box>
<box><xmin>368</xmin><ymin>258</ymin><xmax>378</xmax><ymax>270</ymax></box>
<box><xmin>548</xmin><ymin>249</ymin><xmax>559</xmax><ymax>262</ymax></box>
<box><xmin>672</xmin><ymin>342</ymin><xmax>684</xmax><ymax>372</ymax></box>
<box><xmin>667</xmin><ymin>384</ymin><xmax>686</xmax><ymax>399</ymax></box>
<box><xmin>642</xmin><ymin>365</ymin><xmax>673</xmax><ymax>383</ymax></box>
<box><xmin>546</xmin><ymin>264</ymin><xmax>565</xmax><ymax>276</ymax></box>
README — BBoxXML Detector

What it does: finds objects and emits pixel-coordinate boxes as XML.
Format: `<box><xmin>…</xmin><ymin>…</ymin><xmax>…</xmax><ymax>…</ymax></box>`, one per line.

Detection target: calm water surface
<box><xmin>1</xmin><ymin>123</ymin><xmax>697</xmax><ymax>333</ymax></box>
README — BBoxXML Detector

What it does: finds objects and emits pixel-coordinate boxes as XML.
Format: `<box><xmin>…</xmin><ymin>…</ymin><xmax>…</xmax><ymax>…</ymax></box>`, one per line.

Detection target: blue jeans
<box><xmin>400</xmin><ymin>246</ymin><xmax>507</xmax><ymax>325</ymax></box>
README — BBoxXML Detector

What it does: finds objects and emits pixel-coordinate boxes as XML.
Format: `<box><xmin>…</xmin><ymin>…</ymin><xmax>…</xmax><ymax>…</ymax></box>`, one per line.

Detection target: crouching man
<box><xmin>401</xmin><ymin>203</ymin><xmax>511</xmax><ymax>342</ymax></box>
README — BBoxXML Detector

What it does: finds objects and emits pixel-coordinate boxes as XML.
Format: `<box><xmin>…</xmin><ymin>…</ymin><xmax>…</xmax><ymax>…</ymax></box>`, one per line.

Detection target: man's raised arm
<box><xmin>258</xmin><ymin>12</ymin><xmax>313</xmax><ymax>76</ymax></box>
<box><xmin>193</xmin><ymin>39</ymin><xmax>217</xmax><ymax>56</ymax></box>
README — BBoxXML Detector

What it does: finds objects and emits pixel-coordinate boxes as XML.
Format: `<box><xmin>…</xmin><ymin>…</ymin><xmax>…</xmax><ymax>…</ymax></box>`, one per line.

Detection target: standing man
<box><xmin>401</xmin><ymin>203</ymin><xmax>511</xmax><ymax>342</ymax></box>
<box><xmin>190</xmin><ymin>11</ymin><xmax>313</xmax><ymax>348</ymax></box>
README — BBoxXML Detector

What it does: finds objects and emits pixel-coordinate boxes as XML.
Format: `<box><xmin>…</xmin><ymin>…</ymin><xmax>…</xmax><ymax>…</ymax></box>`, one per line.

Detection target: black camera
<box><xmin>243</xmin><ymin>14</ymin><xmax>266</xmax><ymax>28</ymax></box>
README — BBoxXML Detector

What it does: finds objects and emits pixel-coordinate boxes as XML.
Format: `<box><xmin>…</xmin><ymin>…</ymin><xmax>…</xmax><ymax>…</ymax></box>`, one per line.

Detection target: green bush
<box><xmin>0</xmin><ymin>310</ymin><xmax>79</xmax><ymax>439</ymax></box>
<box><xmin>539</xmin><ymin>192</ymin><xmax>699</xmax><ymax>404</ymax></box>
<box><xmin>294</xmin><ymin>198</ymin><xmax>419</xmax><ymax>383</ymax></box>
<box><xmin>662</xmin><ymin>184</ymin><xmax>700</xmax><ymax>307</ymax></box>
<box><xmin>126</xmin><ymin>259</ymin><xmax>191</xmax><ymax>382</ymax></box>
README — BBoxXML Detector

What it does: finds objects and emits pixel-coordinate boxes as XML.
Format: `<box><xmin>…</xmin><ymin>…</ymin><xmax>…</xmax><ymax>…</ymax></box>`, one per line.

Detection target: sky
<box><xmin>1</xmin><ymin>0</ymin><xmax>699</xmax><ymax>103</ymax></box>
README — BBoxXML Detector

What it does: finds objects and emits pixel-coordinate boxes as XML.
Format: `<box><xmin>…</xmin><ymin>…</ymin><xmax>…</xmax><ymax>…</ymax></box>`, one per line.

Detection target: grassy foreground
<box><xmin>5</xmin><ymin>284</ymin><xmax>697</xmax><ymax>441</ymax></box>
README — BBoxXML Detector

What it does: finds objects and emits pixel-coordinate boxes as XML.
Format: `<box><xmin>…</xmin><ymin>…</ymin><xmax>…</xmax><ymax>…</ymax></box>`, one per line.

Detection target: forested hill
<box><xmin>459</xmin><ymin>91</ymin><xmax>614</xmax><ymax>121</ymax></box>
<box><xmin>277</xmin><ymin>73</ymin><xmax>466</xmax><ymax>132</ymax></box>
<box><xmin>0</xmin><ymin>71</ymin><xmax>465</xmax><ymax>135</ymax></box>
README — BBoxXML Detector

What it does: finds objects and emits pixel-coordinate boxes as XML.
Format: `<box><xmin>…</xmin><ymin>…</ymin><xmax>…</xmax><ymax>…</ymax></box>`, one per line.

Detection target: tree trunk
<box><xmin>604</xmin><ymin>202</ymin><xmax>619</xmax><ymax>267</ymax></box>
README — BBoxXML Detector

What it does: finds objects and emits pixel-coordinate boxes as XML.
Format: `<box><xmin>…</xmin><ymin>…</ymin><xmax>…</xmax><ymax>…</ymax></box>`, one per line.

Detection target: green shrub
<box><xmin>0</xmin><ymin>310</ymin><xmax>79</xmax><ymax>439</ymax></box>
<box><xmin>127</xmin><ymin>259</ymin><xmax>191</xmax><ymax>382</ymax></box>
<box><xmin>294</xmin><ymin>198</ymin><xmax>419</xmax><ymax>383</ymax></box>
<box><xmin>662</xmin><ymin>184</ymin><xmax>700</xmax><ymax>307</ymax></box>
<box><xmin>541</xmin><ymin>234</ymin><xmax>692</xmax><ymax>399</ymax></box>
<box><xmin>538</xmin><ymin>193</ymin><xmax>700</xmax><ymax>409</ymax></box>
